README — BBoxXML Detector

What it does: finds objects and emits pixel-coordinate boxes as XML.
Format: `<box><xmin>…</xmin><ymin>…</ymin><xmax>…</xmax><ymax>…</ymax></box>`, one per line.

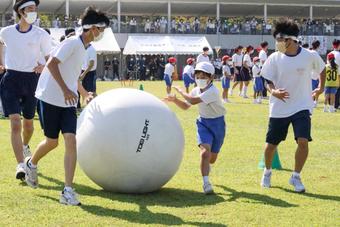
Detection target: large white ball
<box><xmin>77</xmin><ymin>88</ymin><xmax>184</xmax><ymax>193</ymax></box>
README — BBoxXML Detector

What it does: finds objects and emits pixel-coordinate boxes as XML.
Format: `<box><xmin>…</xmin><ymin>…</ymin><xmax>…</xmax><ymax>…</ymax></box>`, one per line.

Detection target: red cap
<box><xmin>168</xmin><ymin>57</ymin><xmax>177</xmax><ymax>64</ymax></box>
<box><xmin>186</xmin><ymin>58</ymin><xmax>194</xmax><ymax>65</ymax></box>
<box><xmin>253</xmin><ymin>57</ymin><xmax>260</xmax><ymax>63</ymax></box>
<box><xmin>327</xmin><ymin>52</ymin><xmax>335</xmax><ymax>60</ymax></box>
<box><xmin>222</xmin><ymin>55</ymin><xmax>230</xmax><ymax>62</ymax></box>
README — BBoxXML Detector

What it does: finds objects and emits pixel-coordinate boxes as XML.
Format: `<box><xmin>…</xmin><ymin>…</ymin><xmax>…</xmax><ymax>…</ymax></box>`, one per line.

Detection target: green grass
<box><xmin>0</xmin><ymin>81</ymin><xmax>339</xmax><ymax>226</ymax></box>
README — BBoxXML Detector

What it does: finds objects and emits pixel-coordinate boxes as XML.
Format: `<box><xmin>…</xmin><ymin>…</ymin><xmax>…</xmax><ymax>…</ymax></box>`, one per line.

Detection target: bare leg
<box><xmin>264</xmin><ymin>143</ymin><xmax>277</xmax><ymax>169</ymax></box>
<box><xmin>294</xmin><ymin>138</ymin><xmax>309</xmax><ymax>173</ymax></box>
<box><xmin>200</xmin><ymin>144</ymin><xmax>212</xmax><ymax>176</ymax></box>
<box><xmin>9</xmin><ymin>114</ymin><xmax>24</xmax><ymax>163</ymax></box>
<box><xmin>31</xmin><ymin>138</ymin><xmax>59</xmax><ymax>165</ymax></box>
<box><xmin>22</xmin><ymin>118</ymin><xmax>34</xmax><ymax>146</ymax></box>
<box><xmin>63</xmin><ymin>133</ymin><xmax>77</xmax><ymax>187</ymax></box>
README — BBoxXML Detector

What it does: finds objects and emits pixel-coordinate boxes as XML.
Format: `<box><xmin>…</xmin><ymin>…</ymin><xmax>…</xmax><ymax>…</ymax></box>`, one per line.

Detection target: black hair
<box><xmin>273</xmin><ymin>19</ymin><xmax>300</xmax><ymax>38</ymax></box>
<box><xmin>246</xmin><ymin>45</ymin><xmax>254</xmax><ymax>53</ymax></box>
<box><xmin>14</xmin><ymin>0</ymin><xmax>39</xmax><ymax>19</ymax></box>
<box><xmin>302</xmin><ymin>43</ymin><xmax>309</xmax><ymax>48</ymax></box>
<box><xmin>195</xmin><ymin>70</ymin><xmax>213</xmax><ymax>78</ymax></box>
<box><xmin>81</xmin><ymin>6</ymin><xmax>110</xmax><ymax>32</ymax></box>
<box><xmin>329</xmin><ymin>58</ymin><xmax>337</xmax><ymax>70</ymax></box>
<box><xmin>312</xmin><ymin>40</ymin><xmax>320</xmax><ymax>50</ymax></box>
<box><xmin>59</xmin><ymin>35</ymin><xmax>65</xmax><ymax>42</ymax></box>
<box><xmin>203</xmin><ymin>47</ymin><xmax>209</xmax><ymax>51</ymax></box>
<box><xmin>235</xmin><ymin>45</ymin><xmax>243</xmax><ymax>52</ymax></box>
<box><xmin>332</xmin><ymin>39</ymin><xmax>340</xmax><ymax>48</ymax></box>
<box><xmin>65</xmin><ymin>27</ymin><xmax>75</xmax><ymax>36</ymax></box>
<box><xmin>260</xmin><ymin>41</ymin><xmax>268</xmax><ymax>48</ymax></box>
<box><xmin>43</xmin><ymin>28</ymin><xmax>51</xmax><ymax>35</ymax></box>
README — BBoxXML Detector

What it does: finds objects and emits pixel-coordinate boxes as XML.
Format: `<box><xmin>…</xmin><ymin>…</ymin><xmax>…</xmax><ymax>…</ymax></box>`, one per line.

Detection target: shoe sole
<box><xmin>289</xmin><ymin>181</ymin><xmax>305</xmax><ymax>193</ymax></box>
<box><xmin>60</xmin><ymin>198</ymin><xmax>81</xmax><ymax>206</ymax></box>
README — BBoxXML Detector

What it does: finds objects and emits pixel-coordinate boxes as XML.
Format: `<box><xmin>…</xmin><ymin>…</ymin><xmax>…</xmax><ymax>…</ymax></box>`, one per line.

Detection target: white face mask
<box><xmin>195</xmin><ymin>79</ymin><xmax>209</xmax><ymax>89</ymax></box>
<box><xmin>24</xmin><ymin>12</ymin><xmax>37</xmax><ymax>24</ymax></box>
<box><xmin>93</xmin><ymin>30</ymin><xmax>104</xmax><ymax>42</ymax></box>
<box><xmin>276</xmin><ymin>41</ymin><xmax>287</xmax><ymax>53</ymax></box>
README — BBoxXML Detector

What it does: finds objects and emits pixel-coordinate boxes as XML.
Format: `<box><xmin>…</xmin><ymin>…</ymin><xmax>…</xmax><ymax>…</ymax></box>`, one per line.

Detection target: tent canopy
<box><xmin>50</xmin><ymin>28</ymin><xmax>121</xmax><ymax>54</ymax></box>
<box><xmin>123</xmin><ymin>35</ymin><xmax>213</xmax><ymax>55</ymax></box>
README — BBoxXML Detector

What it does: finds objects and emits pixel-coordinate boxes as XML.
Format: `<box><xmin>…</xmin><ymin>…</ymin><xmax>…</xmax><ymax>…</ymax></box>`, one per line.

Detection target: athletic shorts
<box><xmin>240</xmin><ymin>67</ymin><xmax>251</xmax><ymax>81</ymax></box>
<box><xmin>266</xmin><ymin>110</ymin><xmax>312</xmax><ymax>145</ymax></box>
<box><xmin>234</xmin><ymin>66</ymin><xmax>242</xmax><ymax>82</ymax></box>
<box><xmin>0</xmin><ymin>70</ymin><xmax>38</xmax><ymax>119</ymax></box>
<box><xmin>222</xmin><ymin>77</ymin><xmax>230</xmax><ymax>89</ymax></box>
<box><xmin>183</xmin><ymin>73</ymin><xmax>195</xmax><ymax>88</ymax></box>
<box><xmin>82</xmin><ymin>70</ymin><xmax>96</xmax><ymax>92</ymax></box>
<box><xmin>325</xmin><ymin>87</ymin><xmax>338</xmax><ymax>94</ymax></box>
<box><xmin>38</xmin><ymin>100</ymin><xmax>77</xmax><ymax>139</ymax></box>
<box><xmin>253</xmin><ymin>77</ymin><xmax>264</xmax><ymax>92</ymax></box>
<box><xmin>164</xmin><ymin>74</ymin><xmax>172</xmax><ymax>87</ymax></box>
<box><xmin>196</xmin><ymin>116</ymin><xmax>226</xmax><ymax>153</ymax></box>
<box><xmin>312</xmin><ymin>79</ymin><xmax>319</xmax><ymax>91</ymax></box>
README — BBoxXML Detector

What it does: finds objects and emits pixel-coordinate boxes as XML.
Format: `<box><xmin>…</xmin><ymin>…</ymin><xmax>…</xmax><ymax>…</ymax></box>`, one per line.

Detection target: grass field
<box><xmin>0</xmin><ymin>81</ymin><xmax>339</xmax><ymax>226</ymax></box>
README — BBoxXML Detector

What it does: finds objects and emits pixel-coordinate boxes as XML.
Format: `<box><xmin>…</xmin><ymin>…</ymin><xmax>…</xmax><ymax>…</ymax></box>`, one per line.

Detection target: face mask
<box><xmin>195</xmin><ymin>79</ymin><xmax>209</xmax><ymax>89</ymax></box>
<box><xmin>276</xmin><ymin>41</ymin><xmax>287</xmax><ymax>53</ymax></box>
<box><xmin>255</xmin><ymin>62</ymin><xmax>260</xmax><ymax>66</ymax></box>
<box><xmin>93</xmin><ymin>30</ymin><xmax>104</xmax><ymax>42</ymax></box>
<box><xmin>24</xmin><ymin>12</ymin><xmax>37</xmax><ymax>24</ymax></box>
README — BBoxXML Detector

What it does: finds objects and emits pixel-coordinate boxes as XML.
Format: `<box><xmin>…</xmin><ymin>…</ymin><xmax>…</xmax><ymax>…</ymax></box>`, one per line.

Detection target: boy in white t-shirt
<box><xmin>24</xmin><ymin>7</ymin><xmax>109</xmax><ymax>205</ymax></box>
<box><xmin>221</xmin><ymin>55</ymin><xmax>232</xmax><ymax>103</ymax></box>
<box><xmin>182</xmin><ymin>57</ymin><xmax>195</xmax><ymax>93</ymax></box>
<box><xmin>164</xmin><ymin>57</ymin><xmax>176</xmax><ymax>95</ymax></box>
<box><xmin>165</xmin><ymin>62</ymin><xmax>226</xmax><ymax>195</ymax></box>
<box><xmin>252</xmin><ymin>57</ymin><xmax>263</xmax><ymax>104</ymax></box>
<box><xmin>260</xmin><ymin>19</ymin><xmax>325</xmax><ymax>193</ymax></box>
<box><xmin>196</xmin><ymin>46</ymin><xmax>210</xmax><ymax>63</ymax></box>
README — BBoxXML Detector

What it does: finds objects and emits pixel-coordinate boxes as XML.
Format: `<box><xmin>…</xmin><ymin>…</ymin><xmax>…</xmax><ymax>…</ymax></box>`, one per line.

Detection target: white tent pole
<box><xmin>118</xmin><ymin>0</ymin><xmax>121</xmax><ymax>33</ymax></box>
<box><xmin>167</xmin><ymin>0</ymin><xmax>171</xmax><ymax>34</ymax></box>
<box><xmin>65</xmin><ymin>0</ymin><xmax>69</xmax><ymax>18</ymax></box>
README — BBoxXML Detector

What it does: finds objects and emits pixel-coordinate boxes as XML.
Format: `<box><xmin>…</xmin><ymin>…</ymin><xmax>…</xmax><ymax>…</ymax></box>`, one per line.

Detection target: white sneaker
<box><xmin>228</xmin><ymin>90</ymin><xmax>233</xmax><ymax>96</ymax></box>
<box><xmin>289</xmin><ymin>175</ymin><xmax>305</xmax><ymax>193</ymax></box>
<box><xmin>323</xmin><ymin>106</ymin><xmax>329</xmax><ymax>112</ymax></box>
<box><xmin>243</xmin><ymin>95</ymin><xmax>249</xmax><ymax>99</ymax></box>
<box><xmin>203</xmin><ymin>182</ymin><xmax>214</xmax><ymax>195</ymax></box>
<box><xmin>261</xmin><ymin>170</ymin><xmax>272</xmax><ymax>188</ymax></box>
<box><xmin>225</xmin><ymin>99</ymin><xmax>231</xmax><ymax>103</ymax></box>
<box><xmin>313</xmin><ymin>101</ymin><xmax>318</xmax><ymax>108</ymax></box>
<box><xmin>60</xmin><ymin>188</ymin><xmax>81</xmax><ymax>206</ymax></box>
<box><xmin>23</xmin><ymin>145</ymin><xmax>32</xmax><ymax>158</ymax></box>
<box><xmin>222</xmin><ymin>99</ymin><xmax>227</xmax><ymax>104</ymax></box>
<box><xmin>24</xmin><ymin>157</ymin><xmax>38</xmax><ymax>188</ymax></box>
<box><xmin>257</xmin><ymin>98</ymin><xmax>262</xmax><ymax>104</ymax></box>
<box><xmin>16</xmin><ymin>163</ymin><xmax>26</xmax><ymax>180</ymax></box>
<box><xmin>253</xmin><ymin>99</ymin><xmax>258</xmax><ymax>104</ymax></box>
<box><xmin>330</xmin><ymin>106</ymin><xmax>336</xmax><ymax>113</ymax></box>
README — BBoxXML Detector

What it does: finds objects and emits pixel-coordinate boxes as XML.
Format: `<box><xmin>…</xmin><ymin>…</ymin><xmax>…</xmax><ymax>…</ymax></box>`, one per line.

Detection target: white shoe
<box><xmin>313</xmin><ymin>101</ymin><xmax>318</xmax><ymax>108</ymax></box>
<box><xmin>253</xmin><ymin>99</ymin><xmax>258</xmax><ymax>104</ymax></box>
<box><xmin>329</xmin><ymin>106</ymin><xmax>336</xmax><ymax>113</ymax></box>
<box><xmin>261</xmin><ymin>170</ymin><xmax>271</xmax><ymax>188</ymax></box>
<box><xmin>24</xmin><ymin>157</ymin><xmax>38</xmax><ymax>188</ymax></box>
<box><xmin>323</xmin><ymin>106</ymin><xmax>329</xmax><ymax>112</ymax></box>
<box><xmin>243</xmin><ymin>95</ymin><xmax>249</xmax><ymax>99</ymax></box>
<box><xmin>222</xmin><ymin>99</ymin><xmax>227</xmax><ymax>104</ymax></box>
<box><xmin>23</xmin><ymin>145</ymin><xmax>32</xmax><ymax>158</ymax></box>
<box><xmin>228</xmin><ymin>90</ymin><xmax>233</xmax><ymax>96</ymax></box>
<box><xmin>225</xmin><ymin>99</ymin><xmax>231</xmax><ymax>103</ymax></box>
<box><xmin>203</xmin><ymin>182</ymin><xmax>214</xmax><ymax>195</ymax></box>
<box><xmin>16</xmin><ymin>163</ymin><xmax>26</xmax><ymax>180</ymax></box>
<box><xmin>257</xmin><ymin>98</ymin><xmax>262</xmax><ymax>104</ymax></box>
<box><xmin>60</xmin><ymin>188</ymin><xmax>81</xmax><ymax>206</ymax></box>
<box><xmin>289</xmin><ymin>175</ymin><xmax>305</xmax><ymax>193</ymax></box>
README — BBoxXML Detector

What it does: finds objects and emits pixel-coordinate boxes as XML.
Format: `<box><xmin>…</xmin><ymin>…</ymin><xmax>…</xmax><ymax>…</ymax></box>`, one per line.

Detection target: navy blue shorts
<box><xmin>234</xmin><ymin>67</ymin><xmax>242</xmax><ymax>82</ymax></box>
<box><xmin>222</xmin><ymin>77</ymin><xmax>230</xmax><ymax>89</ymax></box>
<box><xmin>312</xmin><ymin>79</ymin><xmax>319</xmax><ymax>91</ymax></box>
<box><xmin>0</xmin><ymin>70</ymin><xmax>38</xmax><ymax>119</ymax></box>
<box><xmin>38</xmin><ymin>100</ymin><xmax>77</xmax><ymax>139</ymax></box>
<box><xmin>82</xmin><ymin>70</ymin><xmax>96</xmax><ymax>92</ymax></box>
<box><xmin>196</xmin><ymin>116</ymin><xmax>226</xmax><ymax>153</ymax></box>
<box><xmin>266</xmin><ymin>110</ymin><xmax>312</xmax><ymax>145</ymax></box>
<box><xmin>183</xmin><ymin>73</ymin><xmax>195</xmax><ymax>88</ymax></box>
<box><xmin>253</xmin><ymin>77</ymin><xmax>264</xmax><ymax>92</ymax></box>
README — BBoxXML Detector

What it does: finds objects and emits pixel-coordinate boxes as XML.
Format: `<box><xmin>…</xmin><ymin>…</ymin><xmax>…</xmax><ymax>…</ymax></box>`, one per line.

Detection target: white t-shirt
<box><xmin>190</xmin><ymin>84</ymin><xmax>226</xmax><ymax>119</ymax></box>
<box><xmin>197</xmin><ymin>54</ymin><xmax>210</xmax><ymax>63</ymax></box>
<box><xmin>35</xmin><ymin>36</ymin><xmax>86</xmax><ymax>108</ymax></box>
<box><xmin>81</xmin><ymin>44</ymin><xmax>97</xmax><ymax>71</ymax></box>
<box><xmin>243</xmin><ymin>53</ymin><xmax>253</xmax><ymax>68</ymax></box>
<box><xmin>261</xmin><ymin>47</ymin><xmax>325</xmax><ymax>118</ymax></box>
<box><xmin>164</xmin><ymin>63</ymin><xmax>174</xmax><ymax>76</ymax></box>
<box><xmin>309</xmin><ymin>50</ymin><xmax>321</xmax><ymax>80</ymax></box>
<box><xmin>259</xmin><ymin>49</ymin><xmax>267</xmax><ymax>66</ymax></box>
<box><xmin>222</xmin><ymin>65</ymin><xmax>231</xmax><ymax>77</ymax></box>
<box><xmin>331</xmin><ymin>50</ymin><xmax>340</xmax><ymax>67</ymax></box>
<box><xmin>232</xmin><ymin>53</ymin><xmax>243</xmax><ymax>67</ymax></box>
<box><xmin>183</xmin><ymin>65</ymin><xmax>194</xmax><ymax>77</ymax></box>
<box><xmin>0</xmin><ymin>24</ymin><xmax>51</xmax><ymax>72</ymax></box>
<box><xmin>252</xmin><ymin>65</ymin><xmax>261</xmax><ymax>78</ymax></box>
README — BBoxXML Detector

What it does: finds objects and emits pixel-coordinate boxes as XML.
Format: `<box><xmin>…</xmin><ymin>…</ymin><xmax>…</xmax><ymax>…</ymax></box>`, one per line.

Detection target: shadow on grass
<box><xmin>38</xmin><ymin>174</ymin><xmax>227</xmax><ymax>227</ymax></box>
<box><xmin>216</xmin><ymin>185</ymin><xmax>298</xmax><ymax>208</ymax></box>
<box><xmin>273</xmin><ymin>186</ymin><xmax>340</xmax><ymax>202</ymax></box>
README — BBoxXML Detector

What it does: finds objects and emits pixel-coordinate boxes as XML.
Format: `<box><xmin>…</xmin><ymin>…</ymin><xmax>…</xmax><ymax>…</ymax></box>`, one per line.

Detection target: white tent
<box><xmin>91</xmin><ymin>28</ymin><xmax>121</xmax><ymax>54</ymax></box>
<box><xmin>123</xmin><ymin>35</ymin><xmax>213</xmax><ymax>55</ymax></box>
<box><xmin>50</xmin><ymin>28</ymin><xmax>120</xmax><ymax>54</ymax></box>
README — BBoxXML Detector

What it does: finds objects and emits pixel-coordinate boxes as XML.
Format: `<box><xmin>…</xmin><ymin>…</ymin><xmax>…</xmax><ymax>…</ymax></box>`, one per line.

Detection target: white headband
<box><xmin>275</xmin><ymin>33</ymin><xmax>298</xmax><ymax>41</ymax></box>
<box><xmin>18</xmin><ymin>1</ymin><xmax>36</xmax><ymax>10</ymax></box>
<box><xmin>82</xmin><ymin>23</ymin><xmax>107</xmax><ymax>29</ymax></box>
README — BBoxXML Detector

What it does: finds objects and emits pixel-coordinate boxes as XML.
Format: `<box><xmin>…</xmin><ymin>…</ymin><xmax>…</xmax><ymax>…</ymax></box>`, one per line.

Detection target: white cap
<box><xmin>195</xmin><ymin>62</ymin><xmax>215</xmax><ymax>75</ymax></box>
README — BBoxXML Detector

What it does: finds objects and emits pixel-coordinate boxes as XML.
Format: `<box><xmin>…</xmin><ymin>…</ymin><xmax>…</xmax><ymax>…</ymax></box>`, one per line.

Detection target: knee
<box><xmin>63</xmin><ymin>134</ymin><xmax>76</xmax><ymax>147</ymax></box>
<box><xmin>46</xmin><ymin>138</ymin><xmax>59</xmax><ymax>149</ymax></box>
<box><xmin>297</xmin><ymin>138</ymin><xmax>308</xmax><ymax>150</ymax></box>
<box><xmin>23</xmin><ymin>121</ymin><xmax>34</xmax><ymax>133</ymax></box>
<box><xmin>10</xmin><ymin>118</ymin><xmax>22</xmax><ymax>134</ymax></box>
<box><xmin>200</xmin><ymin>147</ymin><xmax>211</xmax><ymax>160</ymax></box>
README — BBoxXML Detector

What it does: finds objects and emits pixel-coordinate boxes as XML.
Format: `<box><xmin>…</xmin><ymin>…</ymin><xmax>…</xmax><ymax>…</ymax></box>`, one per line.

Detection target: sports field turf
<box><xmin>0</xmin><ymin>81</ymin><xmax>339</xmax><ymax>226</ymax></box>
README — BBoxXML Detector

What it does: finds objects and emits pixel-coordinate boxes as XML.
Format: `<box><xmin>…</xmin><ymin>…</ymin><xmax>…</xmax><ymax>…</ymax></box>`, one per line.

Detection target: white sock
<box><xmin>264</xmin><ymin>168</ymin><xmax>272</xmax><ymax>175</ymax></box>
<box><xmin>203</xmin><ymin>176</ymin><xmax>210</xmax><ymax>184</ymax></box>
<box><xmin>23</xmin><ymin>144</ymin><xmax>28</xmax><ymax>149</ymax></box>
<box><xmin>28</xmin><ymin>160</ymin><xmax>37</xmax><ymax>169</ymax></box>
<box><xmin>292</xmin><ymin>171</ymin><xmax>300</xmax><ymax>178</ymax></box>
<box><xmin>64</xmin><ymin>186</ymin><xmax>73</xmax><ymax>192</ymax></box>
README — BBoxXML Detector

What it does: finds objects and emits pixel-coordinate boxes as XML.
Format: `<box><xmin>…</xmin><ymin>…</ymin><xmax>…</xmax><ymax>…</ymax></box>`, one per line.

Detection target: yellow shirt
<box><xmin>325</xmin><ymin>64</ymin><xmax>339</xmax><ymax>87</ymax></box>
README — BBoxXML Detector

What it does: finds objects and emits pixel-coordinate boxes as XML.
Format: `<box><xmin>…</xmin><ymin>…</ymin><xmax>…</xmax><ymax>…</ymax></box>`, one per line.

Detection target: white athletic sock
<box><xmin>203</xmin><ymin>176</ymin><xmax>210</xmax><ymax>184</ymax></box>
<box><xmin>264</xmin><ymin>168</ymin><xmax>272</xmax><ymax>175</ymax></box>
<box><xmin>292</xmin><ymin>171</ymin><xmax>300</xmax><ymax>178</ymax></box>
<box><xmin>243</xmin><ymin>86</ymin><xmax>248</xmax><ymax>96</ymax></box>
<box><xmin>28</xmin><ymin>160</ymin><xmax>37</xmax><ymax>169</ymax></box>
<box><xmin>23</xmin><ymin>144</ymin><xmax>29</xmax><ymax>149</ymax></box>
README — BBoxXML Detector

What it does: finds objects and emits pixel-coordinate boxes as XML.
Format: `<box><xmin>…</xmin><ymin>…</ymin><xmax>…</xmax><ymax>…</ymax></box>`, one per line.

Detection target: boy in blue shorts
<box><xmin>183</xmin><ymin>58</ymin><xmax>195</xmax><ymax>93</ymax></box>
<box><xmin>252</xmin><ymin>57</ymin><xmax>264</xmax><ymax>104</ymax></box>
<box><xmin>166</xmin><ymin>62</ymin><xmax>226</xmax><ymax>194</ymax></box>
<box><xmin>221</xmin><ymin>55</ymin><xmax>232</xmax><ymax>103</ymax></box>
<box><xmin>164</xmin><ymin>57</ymin><xmax>176</xmax><ymax>95</ymax></box>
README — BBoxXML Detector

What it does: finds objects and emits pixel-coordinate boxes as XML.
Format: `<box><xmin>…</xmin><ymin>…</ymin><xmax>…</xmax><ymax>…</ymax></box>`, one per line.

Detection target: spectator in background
<box><xmin>160</xmin><ymin>17</ymin><xmax>167</xmax><ymax>33</ymax></box>
<box><xmin>155</xmin><ymin>19</ymin><xmax>161</xmax><ymax>33</ymax></box>
<box><xmin>112</xmin><ymin>56</ymin><xmax>119</xmax><ymax>81</ymax></box>
<box><xmin>149</xmin><ymin>57</ymin><xmax>157</xmax><ymax>80</ymax></box>
<box><xmin>193</xmin><ymin>17</ymin><xmax>200</xmax><ymax>34</ymax></box>
<box><xmin>186</xmin><ymin>20</ymin><xmax>191</xmax><ymax>34</ymax></box>
<box><xmin>139</xmin><ymin>56</ymin><xmax>147</xmax><ymax>80</ymax></box>
<box><xmin>213</xmin><ymin>58</ymin><xmax>222</xmax><ymax>78</ymax></box>
<box><xmin>129</xmin><ymin>17</ymin><xmax>137</xmax><ymax>33</ymax></box>
<box><xmin>157</xmin><ymin>56</ymin><xmax>166</xmax><ymax>80</ymax></box>
<box><xmin>178</xmin><ymin>19</ymin><xmax>185</xmax><ymax>34</ymax></box>
<box><xmin>171</xmin><ymin>19</ymin><xmax>176</xmax><ymax>34</ymax></box>
<box><xmin>250</xmin><ymin>18</ymin><xmax>257</xmax><ymax>34</ymax></box>
<box><xmin>103</xmin><ymin>57</ymin><xmax>111</xmax><ymax>81</ymax></box>
<box><xmin>111</xmin><ymin>16</ymin><xmax>118</xmax><ymax>33</ymax></box>
<box><xmin>197</xmin><ymin>47</ymin><xmax>210</xmax><ymax>63</ymax></box>
<box><xmin>144</xmin><ymin>19</ymin><xmax>151</xmax><ymax>33</ymax></box>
